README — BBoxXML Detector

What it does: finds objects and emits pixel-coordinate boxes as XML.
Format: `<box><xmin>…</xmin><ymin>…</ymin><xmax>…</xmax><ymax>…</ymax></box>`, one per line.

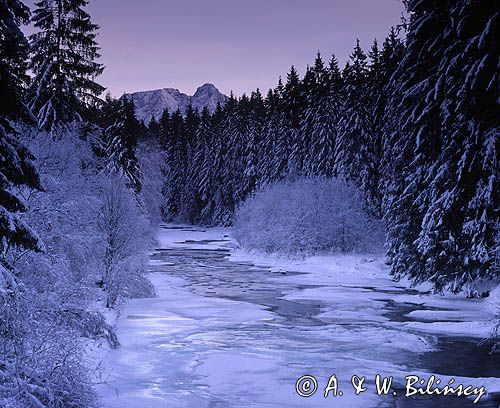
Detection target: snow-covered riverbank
<box><xmin>96</xmin><ymin>225</ymin><xmax>500</xmax><ymax>407</ymax></box>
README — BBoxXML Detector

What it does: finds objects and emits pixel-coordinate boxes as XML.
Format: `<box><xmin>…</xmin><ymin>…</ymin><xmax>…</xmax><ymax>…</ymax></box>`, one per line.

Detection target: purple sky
<box><xmin>23</xmin><ymin>0</ymin><xmax>404</xmax><ymax>97</ymax></box>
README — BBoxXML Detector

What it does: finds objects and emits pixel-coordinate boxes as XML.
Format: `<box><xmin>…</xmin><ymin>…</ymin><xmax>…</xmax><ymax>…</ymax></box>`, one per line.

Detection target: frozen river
<box><xmin>98</xmin><ymin>225</ymin><xmax>500</xmax><ymax>408</ymax></box>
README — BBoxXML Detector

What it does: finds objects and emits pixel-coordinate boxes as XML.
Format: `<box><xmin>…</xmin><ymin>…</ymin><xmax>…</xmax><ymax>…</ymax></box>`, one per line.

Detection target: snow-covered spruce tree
<box><xmin>361</xmin><ymin>35</ymin><xmax>404</xmax><ymax>215</ymax></box>
<box><xmin>302</xmin><ymin>53</ymin><xmax>343</xmax><ymax>178</ymax></box>
<box><xmin>384</xmin><ymin>0</ymin><xmax>499</xmax><ymax>293</ymax></box>
<box><xmin>335</xmin><ymin>40</ymin><xmax>368</xmax><ymax>178</ymax></box>
<box><xmin>157</xmin><ymin>108</ymin><xmax>170</xmax><ymax>149</ymax></box>
<box><xmin>215</xmin><ymin>94</ymin><xmax>244</xmax><ymax>225</ymax></box>
<box><xmin>99</xmin><ymin>95</ymin><xmax>142</xmax><ymax>194</ymax></box>
<box><xmin>0</xmin><ymin>0</ymin><xmax>30</xmax><ymax>123</ymax></box>
<box><xmin>283</xmin><ymin>66</ymin><xmax>306</xmax><ymax>176</ymax></box>
<box><xmin>0</xmin><ymin>0</ymin><xmax>43</xmax><ymax>266</ymax></box>
<box><xmin>162</xmin><ymin>109</ymin><xmax>186</xmax><ymax>219</ymax></box>
<box><xmin>28</xmin><ymin>0</ymin><xmax>104</xmax><ymax>134</ymax></box>
<box><xmin>335</xmin><ymin>41</ymin><xmax>378</xmax><ymax>206</ymax></box>
<box><xmin>180</xmin><ymin>105</ymin><xmax>203</xmax><ymax>223</ymax></box>
<box><xmin>242</xmin><ymin>90</ymin><xmax>265</xmax><ymax>200</ymax></box>
<box><xmin>258</xmin><ymin>87</ymin><xmax>288</xmax><ymax>185</ymax></box>
<box><xmin>185</xmin><ymin>107</ymin><xmax>212</xmax><ymax>224</ymax></box>
<box><xmin>199</xmin><ymin>105</ymin><xmax>225</xmax><ymax>225</ymax></box>
<box><xmin>147</xmin><ymin>115</ymin><xmax>161</xmax><ymax>141</ymax></box>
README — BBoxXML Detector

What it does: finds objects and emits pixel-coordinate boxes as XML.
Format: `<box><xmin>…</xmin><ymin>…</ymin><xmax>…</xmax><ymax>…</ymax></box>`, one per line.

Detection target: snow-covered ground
<box><xmin>96</xmin><ymin>225</ymin><xmax>500</xmax><ymax>408</ymax></box>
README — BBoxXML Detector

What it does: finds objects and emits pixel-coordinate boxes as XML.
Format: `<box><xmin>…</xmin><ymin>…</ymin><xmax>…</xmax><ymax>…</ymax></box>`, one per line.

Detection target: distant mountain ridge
<box><xmin>124</xmin><ymin>83</ymin><xmax>227</xmax><ymax>124</ymax></box>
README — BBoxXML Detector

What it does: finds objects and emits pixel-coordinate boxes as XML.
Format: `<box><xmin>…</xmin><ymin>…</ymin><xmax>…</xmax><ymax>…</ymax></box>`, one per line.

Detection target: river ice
<box><xmin>96</xmin><ymin>225</ymin><xmax>500</xmax><ymax>408</ymax></box>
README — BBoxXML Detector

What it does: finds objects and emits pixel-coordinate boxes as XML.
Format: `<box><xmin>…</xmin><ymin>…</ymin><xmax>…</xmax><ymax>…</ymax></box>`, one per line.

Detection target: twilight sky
<box><xmin>23</xmin><ymin>0</ymin><xmax>404</xmax><ymax>97</ymax></box>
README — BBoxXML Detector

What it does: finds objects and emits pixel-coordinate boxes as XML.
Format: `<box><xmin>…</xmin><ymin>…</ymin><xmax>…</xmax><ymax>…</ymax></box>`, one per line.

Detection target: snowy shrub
<box><xmin>98</xmin><ymin>176</ymin><xmax>154</xmax><ymax>308</ymax></box>
<box><xmin>234</xmin><ymin>177</ymin><xmax>384</xmax><ymax>256</ymax></box>
<box><xmin>19</xmin><ymin>126</ymin><xmax>156</xmax><ymax>311</ymax></box>
<box><xmin>0</xmin><ymin>125</ymin><xmax>106</xmax><ymax>407</ymax></box>
<box><xmin>0</xmin><ymin>286</ymin><xmax>100</xmax><ymax>408</ymax></box>
<box><xmin>18</xmin><ymin>125</ymin><xmax>104</xmax><ymax>300</ymax></box>
<box><xmin>0</xmin><ymin>125</ymin><xmax>155</xmax><ymax>407</ymax></box>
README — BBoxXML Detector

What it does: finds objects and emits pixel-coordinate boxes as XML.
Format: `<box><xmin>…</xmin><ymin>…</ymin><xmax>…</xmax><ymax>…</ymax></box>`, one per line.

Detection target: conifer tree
<box><xmin>335</xmin><ymin>39</ymin><xmax>388</xmax><ymax>214</ymax></box>
<box><xmin>257</xmin><ymin>89</ymin><xmax>276</xmax><ymax>184</ymax></box>
<box><xmin>148</xmin><ymin>115</ymin><xmax>161</xmax><ymax>139</ymax></box>
<box><xmin>261</xmin><ymin>82</ymin><xmax>289</xmax><ymax>184</ymax></box>
<box><xmin>335</xmin><ymin>40</ymin><xmax>369</xmax><ymax>183</ymax></box>
<box><xmin>28</xmin><ymin>0</ymin><xmax>105</xmax><ymax>133</ymax></box>
<box><xmin>100</xmin><ymin>96</ymin><xmax>142</xmax><ymax>193</ymax></box>
<box><xmin>180</xmin><ymin>106</ymin><xmax>204</xmax><ymax>223</ymax></box>
<box><xmin>162</xmin><ymin>109</ymin><xmax>185</xmax><ymax>218</ymax></box>
<box><xmin>158</xmin><ymin>108</ymin><xmax>170</xmax><ymax>149</ymax></box>
<box><xmin>283</xmin><ymin>66</ymin><xmax>305</xmax><ymax>175</ymax></box>
<box><xmin>1</xmin><ymin>0</ymin><xmax>30</xmax><ymax>123</ymax></box>
<box><xmin>299</xmin><ymin>64</ymin><xmax>317</xmax><ymax>172</ymax></box>
<box><xmin>0</xmin><ymin>0</ymin><xmax>44</xmax><ymax>267</ymax></box>
<box><xmin>384</xmin><ymin>0</ymin><xmax>499</xmax><ymax>292</ymax></box>
<box><xmin>242</xmin><ymin>90</ymin><xmax>265</xmax><ymax>199</ymax></box>
<box><xmin>217</xmin><ymin>94</ymin><xmax>244</xmax><ymax>224</ymax></box>
<box><xmin>303</xmin><ymin>53</ymin><xmax>342</xmax><ymax>177</ymax></box>
<box><xmin>200</xmin><ymin>104</ymin><xmax>225</xmax><ymax>224</ymax></box>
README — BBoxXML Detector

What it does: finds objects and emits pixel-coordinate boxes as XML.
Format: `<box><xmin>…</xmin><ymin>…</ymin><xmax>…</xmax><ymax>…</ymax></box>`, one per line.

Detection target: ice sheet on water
<box><xmin>97</xmin><ymin>225</ymin><xmax>500</xmax><ymax>407</ymax></box>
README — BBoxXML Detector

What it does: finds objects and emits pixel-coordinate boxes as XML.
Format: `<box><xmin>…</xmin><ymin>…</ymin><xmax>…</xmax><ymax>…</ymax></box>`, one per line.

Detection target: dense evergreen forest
<box><xmin>0</xmin><ymin>0</ymin><xmax>498</xmax><ymax>406</ymax></box>
<box><xmin>154</xmin><ymin>2</ymin><xmax>499</xmax><ymax>293</ymax></box>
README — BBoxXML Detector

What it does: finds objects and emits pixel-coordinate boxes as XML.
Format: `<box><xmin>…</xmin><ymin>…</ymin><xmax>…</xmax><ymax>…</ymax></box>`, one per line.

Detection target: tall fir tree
<box><xmin>384</xmin><ymin>0</ymin><xmax>499</xmax><ymax>292</ymax></box>
<box><xmin>187</xmin><ymin>107</ymin><xmax>213</xmax><ymax>224</ymax></box>
<box><xmin>1</xmin><ymin>0</ymin><xmax>30</xmax><ymax>122</ymax></box>
<box><xmin>358</xmin><ymin>39</ymin><xmax>386</xmax><ymax>215</ymax></box>
<box><xmin>99</xmin><ymin>96</ymin><xmax>142</xmax><ymax>193</ymax></box>
<box><xmin>162</xmin><ymin>109</ymin><xmax>185</xmax><ymax>219</ymax></box>
<box><xmin>147</xmin><ymin>115</ymin><xmax>161</xmax><ymax>140</ymax></box>
<box><xmin>157</xmin><ymin>108</ymin><xmax>170</xmax><ymax>150</ymax></box>
<box><xmin>28</xmin><ymin>0</ymin><xmax>105</xmax><ymax>133</ymax></box>
<box><xmin>242</xmin><ymin>90</ymin><xmax>265</xmax><ymax>199</ymax></box>
<box><xmin>200</xmin><ymin>104</ymin><xmax>225</xmax><ymax>224</ymax></box>
<box><xmin>283</xmin><ymin>66</ymin><xmax>305</xmax><ymax>176</ymax></box>
<box><xmin>303</xmin><ymin>53</ymin><xmax>342</xmax><ymax>177</ymax></box>
<box><xmin>335</xmin><ymin>40</ymin><xmax>369</xmax><ymax>183</ymax></box>
<box><xmin>262</xmin><ymin>82</ymin><xmax>289</xmax><ymax>184</ymax></box>
<box><xmin>0</xmin><ymin>0</ymin><xmax>44</xmax><ymax>268</ymax></box>
<box><xmin>217</xmin><ymin>94</ymin><xmax>244</xmax><ymax>224</ymax></box>
<box><xmin>180</xmin><ymin>105</ymin><xmax>202</xmax><ymax>222</ymax></box>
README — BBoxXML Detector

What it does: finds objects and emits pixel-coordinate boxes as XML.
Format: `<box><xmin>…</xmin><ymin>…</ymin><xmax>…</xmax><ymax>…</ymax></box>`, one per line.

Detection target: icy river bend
<box><xmin>98</xmin><ymin>225</ymin><xmax>500</xmax><ymax>408</ymax></box>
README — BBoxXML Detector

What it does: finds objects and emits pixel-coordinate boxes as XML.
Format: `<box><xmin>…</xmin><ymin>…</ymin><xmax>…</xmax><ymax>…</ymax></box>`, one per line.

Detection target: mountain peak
<box><xmin>125</xmin><ymin>84</ymin><xmax>227</xmax><ymax>124</ymax></box>
<box><xmin>195</xmin><ymin>83</ymin><xmax>218</xmax><ymax>93</ymax></box>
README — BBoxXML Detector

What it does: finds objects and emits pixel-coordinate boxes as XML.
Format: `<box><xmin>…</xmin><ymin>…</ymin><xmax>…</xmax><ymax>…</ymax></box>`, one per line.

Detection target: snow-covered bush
<box><xmin>0</xmin><ymin>124</ymin><xmax>157</xmax><ymax>407</ymax></box>
<box><xmin>98</xmin><ymin>176</ymin><xmax>154</xmax><ymax>308</ymax></box>
<box><xmin>234</xmin><ymin>177</ymin><xmax>384</xmax><ymax>256</ymax></box>
<box><xmin>0</xmin><ymin>285</ymin><xmax>100</xmax><ymax>408</ymax></box>
<box><xmin>0</xmin><ymin>125</ymin><xmax>105</xmax><ymax>408</ymax></box>
<box><xmin>18</xmin><ymin>125</ymin><xmax>156</xmax><ymax>311</ymax></box>
<box><xmin>18</xmin><ymin>125</ymin><xmax>104</xmax><ymax>301</ymax></box>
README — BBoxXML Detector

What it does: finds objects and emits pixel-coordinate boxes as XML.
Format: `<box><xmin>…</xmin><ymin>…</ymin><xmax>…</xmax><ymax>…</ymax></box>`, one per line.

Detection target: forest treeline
<box><xmin>152</xmin><ymin>2</ymin><xmax>498</xmax><ymax>294</ymax></box>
